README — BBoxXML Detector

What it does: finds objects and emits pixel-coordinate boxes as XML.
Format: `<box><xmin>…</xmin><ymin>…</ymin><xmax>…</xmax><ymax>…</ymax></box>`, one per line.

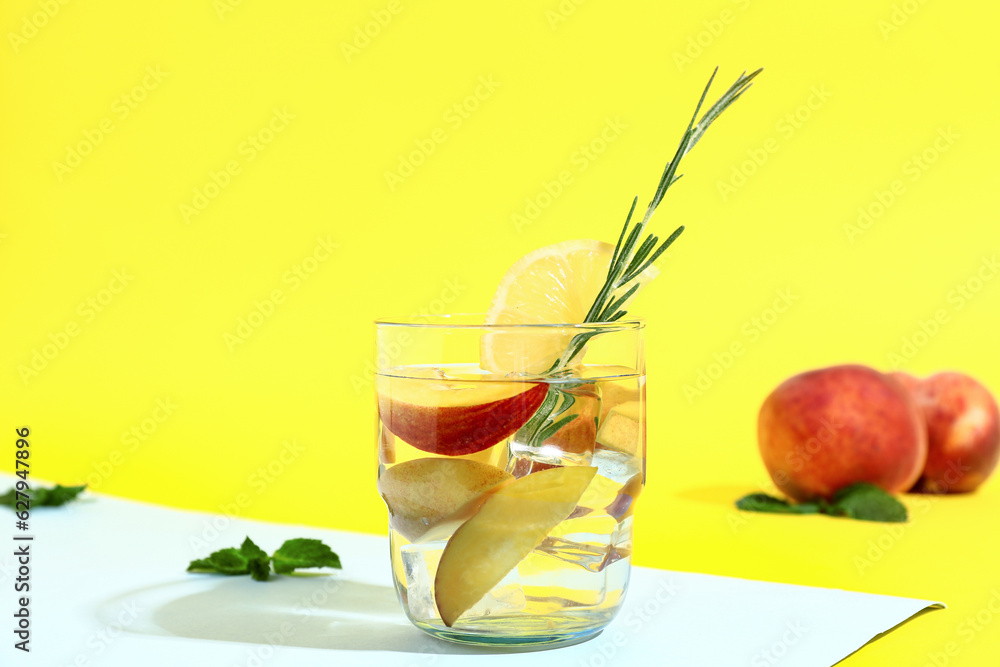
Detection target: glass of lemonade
<box><xmin>375</xmin><ymin>315</ymin><xmax>645</xmax><ymax>647</ymax></box>
<box><xmin>371</xmin><ymin>65</ymin><xmax>758</xmax><ymax>649</ymax></box>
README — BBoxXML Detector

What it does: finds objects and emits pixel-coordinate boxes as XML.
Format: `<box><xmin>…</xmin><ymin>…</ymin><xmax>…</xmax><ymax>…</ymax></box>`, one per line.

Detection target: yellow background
<box><xmin>3</xmin><ymin>0</ymin><xmax>999</xmax><ymax>663</ymax></box>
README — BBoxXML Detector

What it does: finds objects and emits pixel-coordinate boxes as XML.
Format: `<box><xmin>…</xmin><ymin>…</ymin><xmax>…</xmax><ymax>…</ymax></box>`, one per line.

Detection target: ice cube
<box><xmin>506</xmin><ymin>456</ymin><xmax>560</xmax><ymax>478</ymax></box>
<box><xmin>592</xmin><ymin>445</ymin><xmax>641</xmax><ymax>486</ymax></box>
<box><xmin>604</xmin><ymin>472</ymin><xmax>642</xmax><ymax>520</ymax></box>
<box><xmin>400</xmin><ymin>540</ymin><xmax>446</xmax><ymax>620</ymax></box>
<box><xmin>506</xmin><ymin>384</ymin><xmax>601</xmax><ymax>471</ymax></box>
<box><xmin>400</xmin><ymin>540</ymin><xmax>525</xmax><ymax>621</ymax></box>
<box><xmin>570</xmin><ymin>447</ymin><xmax>643</xmax><ymax>519</ymax></box>
<box><xmin>532</xmin><ymin>525</ymin><xmax>634</xmax><ymax>574</ymax></box>
<box><xmin>533</xmin><ymin>535</ymin><xmax>610</xmax><ymax>573</ymax></box>
<box><xmin>466</xmin><ymin>567</ymin><xmax>525</xmax><ymax>618</ymax></box>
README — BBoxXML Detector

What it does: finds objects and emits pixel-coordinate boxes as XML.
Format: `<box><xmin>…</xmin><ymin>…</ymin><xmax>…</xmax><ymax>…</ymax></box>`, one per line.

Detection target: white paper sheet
<box><xmin>0</xmin><ymin>480</ymin><xmax>942</xmax><ymax>666</ymax></box>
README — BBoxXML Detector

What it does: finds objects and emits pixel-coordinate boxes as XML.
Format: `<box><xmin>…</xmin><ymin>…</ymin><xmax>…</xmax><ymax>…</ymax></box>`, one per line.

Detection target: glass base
<box><xmin>411</xmin><ymin>613</ymin><xmax>610</xmax><ymax>649</ymax></box>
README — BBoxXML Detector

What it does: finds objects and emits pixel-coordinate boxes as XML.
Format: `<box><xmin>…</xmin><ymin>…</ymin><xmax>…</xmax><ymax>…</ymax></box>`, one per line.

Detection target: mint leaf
<box><xmin>188</xmin><ymin>547</ymin><xmax>251</xmax><ymax>575</ymax></box>
<box><xmin>272</xmin><ymin>538</ymin><xmax>342</xmax><ymax>574</ymax></box>
<box><xmin>239</xmin><ymin>536</ymin><xmax>272</xmax><ymax>581</ymax></box>
<box><xmin>0</xmin><ymin>484</ymin><xmax>86</xmax><ymax>508</ymax></box>
<box><xmin>239</xmin><ymin>536</ymin><xmax>269</xmax><ymax>560</ymax></box>
<box><xmin>735</xmin><ymin>484</ymin><xmax>907</xmax><ymax>523</ymax></box>
<box><xmin>187</xmin><ymin>536</ymin><xmax>272</xmax><ymax>579</ymax></box>
<box><xmin>735</xmin><ymin>493</ymin><xmax>822</xmax><ymax>514</ymax></box>
<box><xmin>188</xmin><ymin>536</ymin><xmax>340</xmax><ymax>580</ymax></box>
<box><xmin>187</xmin><ymin>558</ymin><xmax>214</xmax><ymax>571</ymax></box>
<box><xmin>248</xmin><ymin>556</ymin><xmax>272</xmax><ymax>582</ymax></box>
<box><xmin>829</xmin><ymin>483</ymin><xmax>908</xmax><ymax>523</ymax></box>
<box><xmin>37</xmin><ymin>484</ymin><xmax>87</xmax><ymax>506</ymax></box>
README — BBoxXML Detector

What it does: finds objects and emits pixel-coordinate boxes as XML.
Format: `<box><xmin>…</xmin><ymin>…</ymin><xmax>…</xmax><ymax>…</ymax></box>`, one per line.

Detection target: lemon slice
<box><xmin>481</xmin><ymin>240</ymin><xmax>658</xmax><ymax>374</ymax></box>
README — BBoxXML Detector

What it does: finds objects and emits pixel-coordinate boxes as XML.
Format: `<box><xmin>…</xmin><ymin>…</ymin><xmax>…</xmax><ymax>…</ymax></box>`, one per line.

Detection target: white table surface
<box><xmin>0</xmin><ymin>481</ymin><xmax>942</xmax><ymax>666</ymax></box>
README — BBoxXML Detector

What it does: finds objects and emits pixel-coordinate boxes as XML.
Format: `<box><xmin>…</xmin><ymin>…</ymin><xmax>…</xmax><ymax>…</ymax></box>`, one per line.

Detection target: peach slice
<box><xmin>379</xmin><ymin>458</ymin><xmax>513</xmax><ymax>541</ymax></box>
<box><xmin>599</xmin><ymin>383</ymin><xmax>641</xmax><ymax>421</ymax></box>
<box><xmin>434</xmin><ymin>466</ymin><xmax>597</xmax><ymax>627</ymax></box>
<box><xmin>596</xmin><ymin>400</ymin><xmax>643</xmax><ymax>456</ymax></box>
<box><xmin>377</xmin><ymin>376</ymin><xmax>547</xmax><ymax>456</ymax></box>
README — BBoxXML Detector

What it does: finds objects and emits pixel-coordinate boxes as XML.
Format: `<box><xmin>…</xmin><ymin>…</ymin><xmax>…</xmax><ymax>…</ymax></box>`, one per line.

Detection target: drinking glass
<box><xmin>375</xmin><ymin>315</ymin><xmax>645</xmax><ymax>647</ymax></box>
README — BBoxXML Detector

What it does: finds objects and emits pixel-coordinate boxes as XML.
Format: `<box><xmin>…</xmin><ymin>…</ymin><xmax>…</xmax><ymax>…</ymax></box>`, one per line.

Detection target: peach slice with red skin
<box><xmin>378</xmin><ymin>458</ymin><xmax>513</xmax><ymax>541</ymax></box>
<box><xmin>378</xmin><ymin>377</ymin><xmax>547</xmax><ymax>456</ymax></box>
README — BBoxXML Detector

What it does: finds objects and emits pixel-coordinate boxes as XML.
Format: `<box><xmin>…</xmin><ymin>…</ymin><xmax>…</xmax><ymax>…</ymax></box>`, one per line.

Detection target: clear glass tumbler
<box><xmin>375</xmin><ymin>315</ymin><xmax>645</xmax><ymax>647</ymax></box>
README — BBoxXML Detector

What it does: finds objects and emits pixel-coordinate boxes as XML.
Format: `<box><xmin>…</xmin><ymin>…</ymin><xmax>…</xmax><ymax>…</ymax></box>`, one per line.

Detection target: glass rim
<box><xmin>375</xmin><ymin>313</ymin><xmax>645</xmax><ymax>330</ymax></box>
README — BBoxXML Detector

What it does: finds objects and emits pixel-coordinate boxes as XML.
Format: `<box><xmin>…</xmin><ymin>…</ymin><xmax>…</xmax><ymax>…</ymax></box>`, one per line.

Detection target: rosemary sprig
<box><xmin>545</xmin><ymin>67</ymin><xmax>761</xmax><ymax>374</ymax></box>
<box><xmin>516</xmin><ymin>68</ymin><xmax>760</xmax><ymax>449</ymax></box>
<box><xmin>517</xmin><ymin>389</ymin><xmax>579</xmax><ymax>449</ymax></box>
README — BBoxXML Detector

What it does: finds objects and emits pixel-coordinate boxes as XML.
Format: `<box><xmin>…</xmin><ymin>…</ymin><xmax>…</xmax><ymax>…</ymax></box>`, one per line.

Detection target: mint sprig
<box><xmin>188</xmin><ymin>536</ymin><xmax>342</xmax><ymax>582</ymax></box>
<box><xmin>735</xmin><ymin>483</ymin><xmax>908</xmax><ymax>523</ymax></box>
<box><xmin>0</xmin><ymin>483</ymin><xmax>86</xmax><ymax>508</ymax></box>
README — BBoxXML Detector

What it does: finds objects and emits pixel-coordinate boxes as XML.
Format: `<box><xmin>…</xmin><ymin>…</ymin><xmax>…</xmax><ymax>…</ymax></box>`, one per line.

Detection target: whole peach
<box><xmin>902</xmin><ymin>372</ymin><xmax>1000</xmax><ymax>493</ymax></box>
<box><xmin>758</xmin><ymin>364</ymin><xmax>927</xmax><ymax>501</ymax></box>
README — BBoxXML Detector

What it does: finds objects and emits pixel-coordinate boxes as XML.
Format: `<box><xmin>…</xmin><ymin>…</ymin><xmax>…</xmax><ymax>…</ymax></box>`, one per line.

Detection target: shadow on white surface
<box><xmin>96</xmin><ymin>575</ymin><xmax>517</xmax><ymax>654</ymax></box>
